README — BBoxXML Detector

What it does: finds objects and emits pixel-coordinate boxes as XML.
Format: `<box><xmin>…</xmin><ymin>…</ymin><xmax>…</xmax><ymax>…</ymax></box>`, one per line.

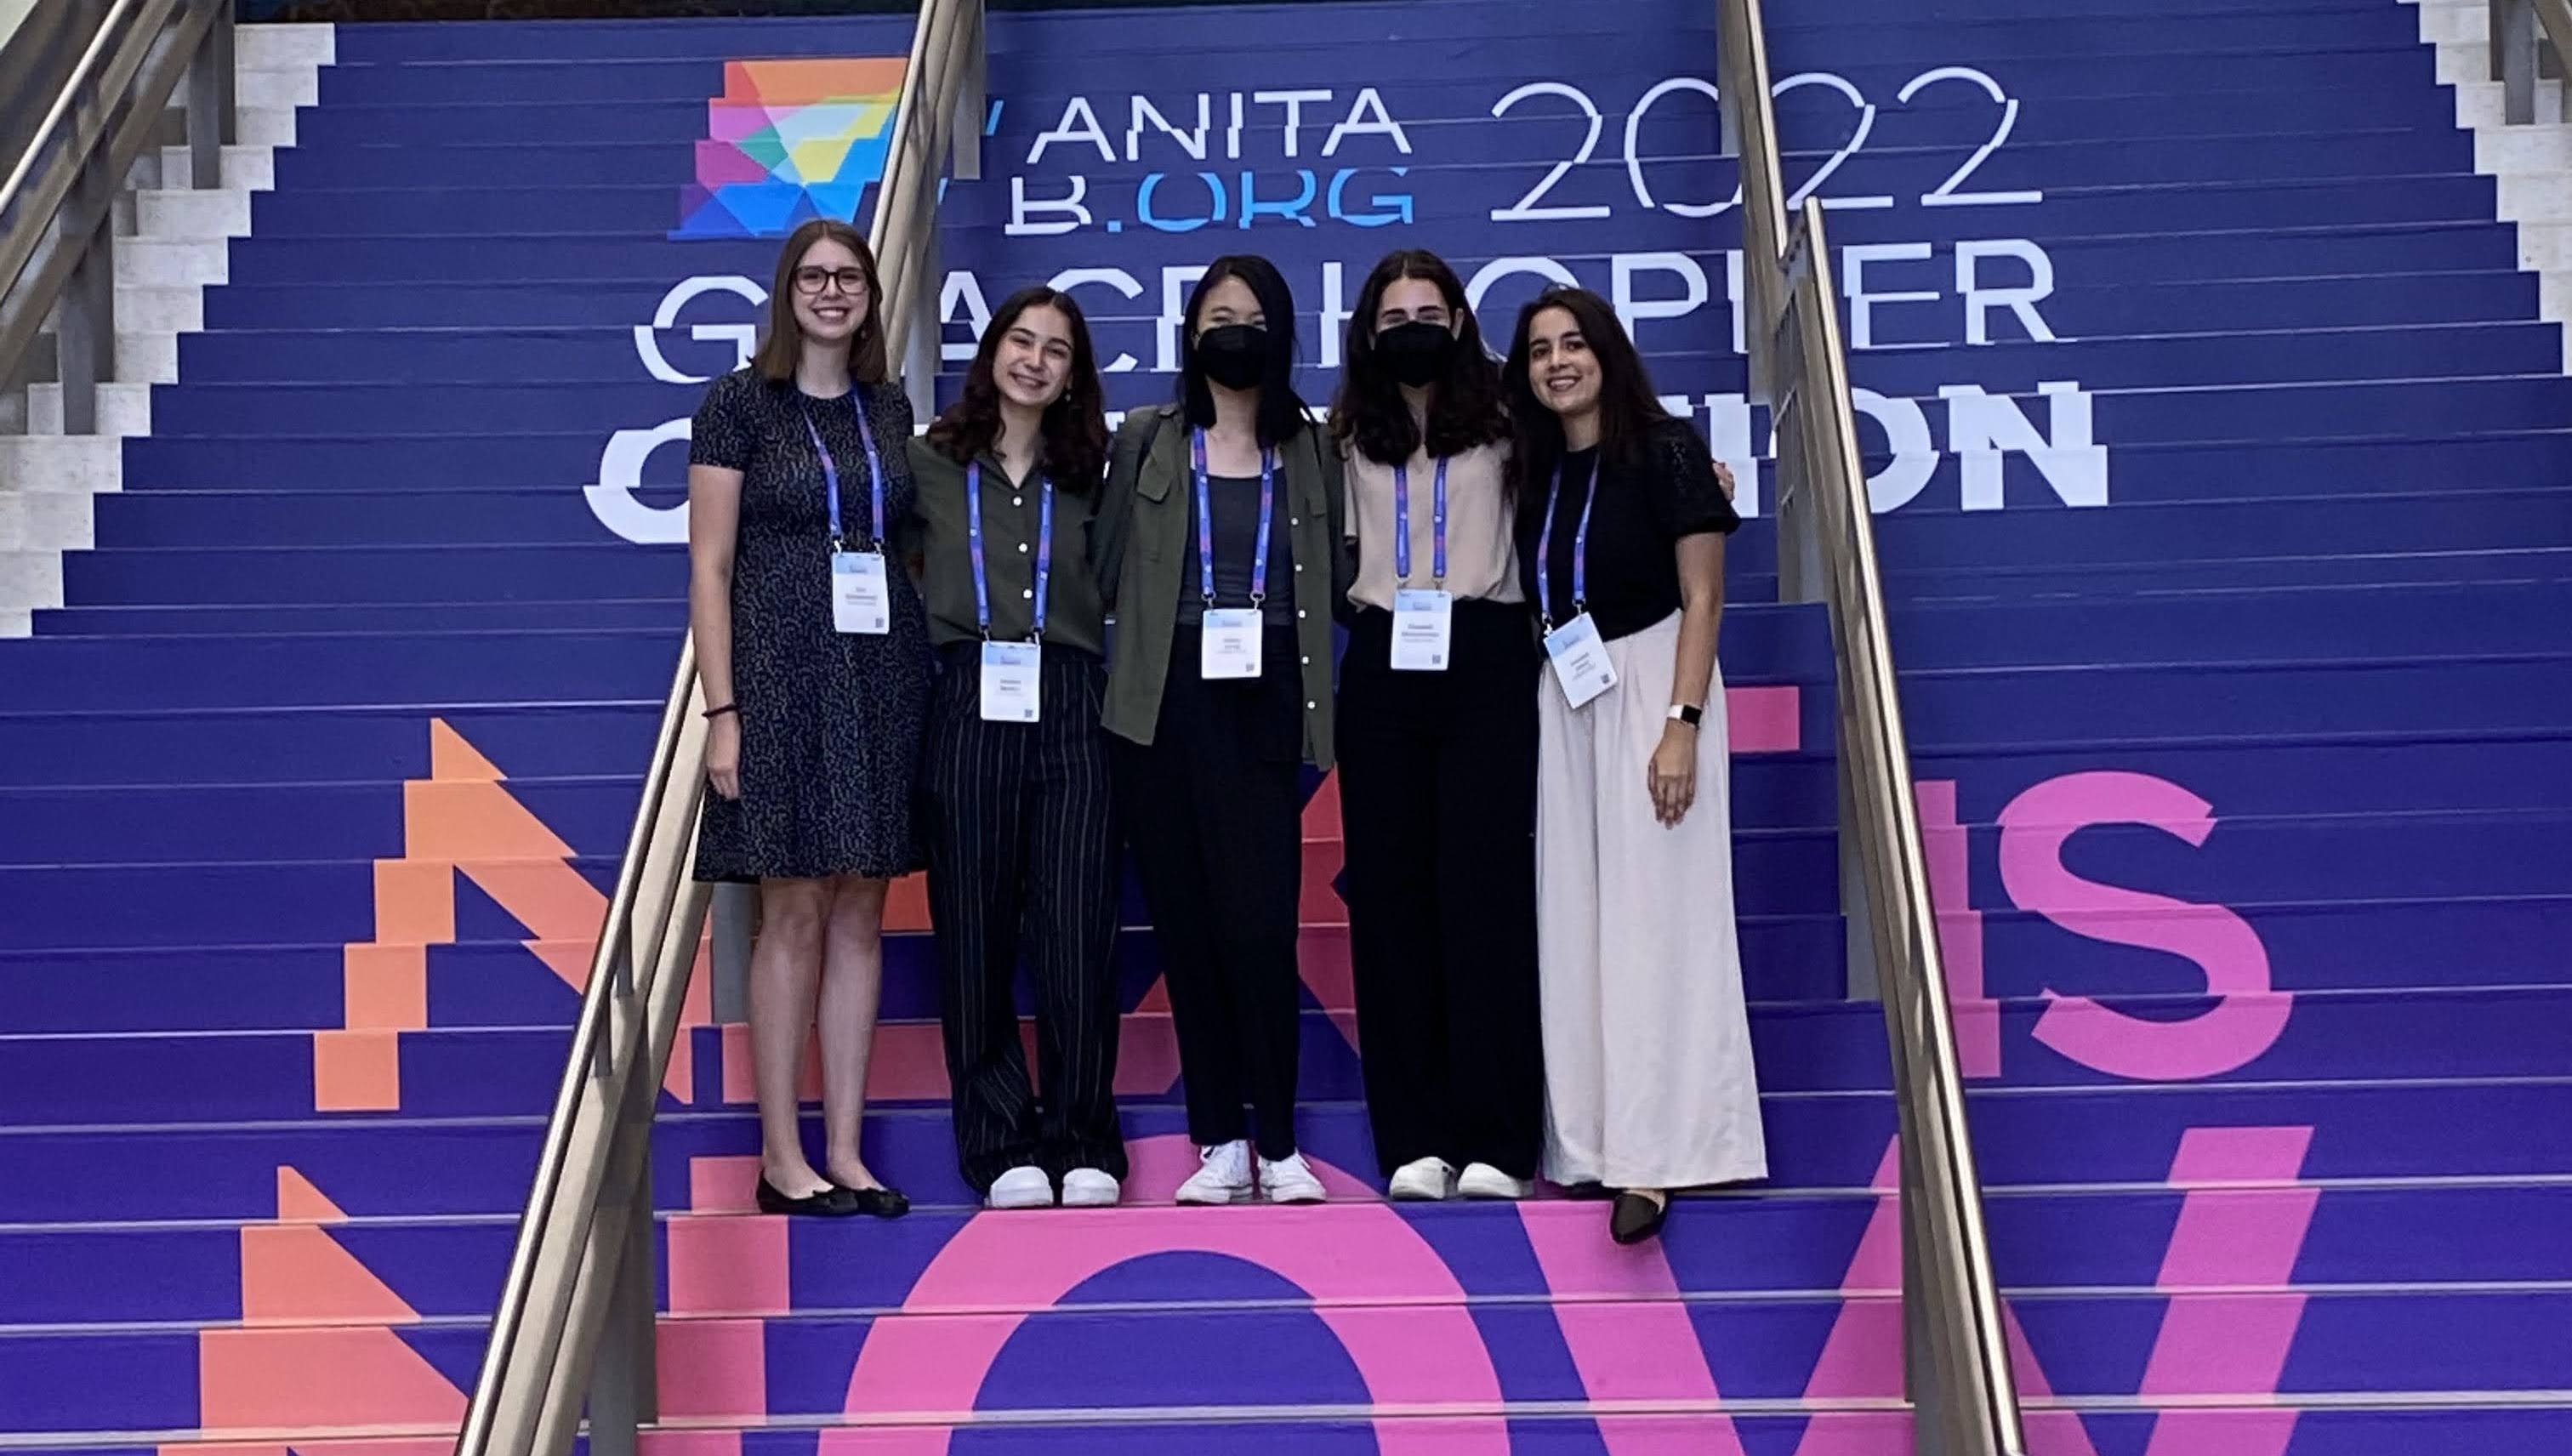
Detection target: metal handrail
<box><xmin>452</xmin><ymin>4</ymin><xmax>984</xmax><ymax>1453</ymax></box>
<box><xmin>0</xmin><ymin>0</ymin><xmax>145</xmax><ymax>287</ymax></box>
<box><xmin>2490</xmin><ymin>0</ymin><xmax>2572</xmax><ymax>123</ymax></box>
<box><xmin>1715</xmin><ymin>3</ymin><xmax>2028</xmax><ymax>1453</ymax></box>
<box><xmin>1</xmin><ymin>0</ymin><xmax>231</xmax><ymax>430</ymax></box>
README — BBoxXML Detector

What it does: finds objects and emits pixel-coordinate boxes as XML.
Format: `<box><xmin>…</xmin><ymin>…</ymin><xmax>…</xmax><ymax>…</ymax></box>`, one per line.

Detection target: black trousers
<box><xmin>921</xmin><ymin>643</ymin><xmax>1126</xmax><ymax>1192</ymax></box>
<box><xmin>1338</xmin><ymin>601</ymin><xmax>1546</xmax><ymax>1180</ymax></box>
<box><xmin>1117</xmin><ymin>624</ymin><xmax>1306</xmax><ymax>1160</ymax></box>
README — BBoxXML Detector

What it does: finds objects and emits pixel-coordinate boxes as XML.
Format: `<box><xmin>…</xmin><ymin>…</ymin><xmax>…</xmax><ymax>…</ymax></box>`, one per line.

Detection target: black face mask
<box><xmin>1375</xmin><ymin>320</ymin><xmax>1457</xmax><ymax>388</ymax></box>
<box><xmin>1195</xmin><ymin>323</ymin><xmax>1271</xmax><ymax>390</ymax></box>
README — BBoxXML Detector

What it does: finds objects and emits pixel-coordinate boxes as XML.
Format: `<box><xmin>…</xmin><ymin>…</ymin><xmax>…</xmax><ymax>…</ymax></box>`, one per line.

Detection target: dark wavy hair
<box><xmin>924</xmin><ymin>285</ymin><xmax>1109</xmax><ymax>492</ymax></box>
<box><xmin>1329</xmin><ymin>248</ymin><xmax>1511</xmax><ymax>468</ymax></box>
<box><xmin>1177</xmin><ymin>254</ymin><xmax>1311</xmax><ymax>448</ymax></box>
<box><xmin>753</xmin><ymin>218</ymin><xmax>889</xmax><ymax>386</ymax></box>
<box><xmin>1501</xmin><ymin>285</ymin><xmax>1673</xmax><ymax>500</ymax></box>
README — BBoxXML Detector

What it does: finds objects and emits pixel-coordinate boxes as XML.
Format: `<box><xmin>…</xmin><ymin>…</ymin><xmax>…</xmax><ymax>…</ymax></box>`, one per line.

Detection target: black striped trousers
<box><xmin>919</xmin><ymin>642</ymin><xmax>1127</xmax><ymax>1192</ymax></box>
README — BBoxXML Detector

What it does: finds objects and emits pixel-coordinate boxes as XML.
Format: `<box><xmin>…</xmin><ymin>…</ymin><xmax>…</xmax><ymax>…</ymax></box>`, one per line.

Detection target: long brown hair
<box><xmin>1330</xmin><ymin>249</ymin><xmax>1510</xmax><ymax>467</ymax></box>
<box><xmin>924</xmin><ymin>285</ymin><xmax>1110</xmax><ymax>492</ymax></box>
<box><xmin>753</xmin><ymin>218</ymin><xmax>889</xmax><ymax>386</ymax></box>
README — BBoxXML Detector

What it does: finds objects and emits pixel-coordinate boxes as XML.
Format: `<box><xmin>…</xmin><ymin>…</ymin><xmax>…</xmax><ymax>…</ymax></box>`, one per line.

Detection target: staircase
<box><xmin>1</xmin><ymin>0</ymin><xmax>2569</xmax><ymax>1450</ymax></box>
<box><xmin>1</xmin><ymin>20</ymin><xmax>332</xmax><ymax>637</ymax></box>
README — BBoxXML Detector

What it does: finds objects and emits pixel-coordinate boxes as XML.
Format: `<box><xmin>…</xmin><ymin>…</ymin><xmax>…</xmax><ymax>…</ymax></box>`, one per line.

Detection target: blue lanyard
<box><xmin>1536</xmin><ymin>461</ymin><xmax>1597</xmax><ymax>629</ymax></box>
<box><xmin>1392</xmin><ymin>456</ymin><xmax>1448</xmax><ymax>588</ymax></box>
<box><xmin>803</xmin><ymin>390</ymin><xmax>886</xmax><ymax>550</ymax></box>
<box><xmin>964</xmin><ymin>461</ymin><xmax>1054</xmax><ymax>640</ymax></box>
<box><xmin>1191</xmin><ymin>428</ymin><xmax>1277</xmax><ymax>607</ymax></box>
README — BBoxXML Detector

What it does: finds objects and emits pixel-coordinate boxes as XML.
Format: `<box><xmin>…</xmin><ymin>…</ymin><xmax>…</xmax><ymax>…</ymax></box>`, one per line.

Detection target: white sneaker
<box><xmin>1457</xmin><ymin>1163</ymin><xmax>1535</xmax><ymax>1201</ymax></box>
<box><xmin>1387</xmin><ymin>1157</ymin><xmax>1457</xmax><ymax>1201</ymax></box>
<box><xmin>1259</xmin><ymin>1152</ymin><xmax>1328</xmax><ymax>1204</ymax></box>
<box><xmin>1176</xmin><ymin>1140</ymin><xmax>1255</xmax><ymax>1205</ymax></box>
<box><xmin>1060</xmin><ymin>1168</ymin><xmax>1122</xmax><ymax>1208</ymax></box>
<box><xmin>986</xmin><ymin>1165</ymin><xmax>1055</xmax><ymax>1210</ymax></box>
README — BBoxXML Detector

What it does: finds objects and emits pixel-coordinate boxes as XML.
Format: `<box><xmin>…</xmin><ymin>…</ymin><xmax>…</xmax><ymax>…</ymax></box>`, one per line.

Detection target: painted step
<box><xmin>191</xmin><ymin>269</ymin><xmax>2543</xmax><ymax>335</ymax></box>
<box><xmin>327</xmin><ymin>0</ymin><xmax>2411</xmax><ymax>61</ymax></box>
<box><xmin>0</xmin><ymin>721</ymin><xmax>1828</xmax><ymax>856</ymax></box>
<box><xmin>1895</xmin><ymin>658</ymin><xmax>2572</xmax><ymax>745</ymax></box>
<box><xmin>111</xmin><ymin>418</ymin><xmax>2572</xmax><ymax>502</ymax></box>
<box><xmin>29</xmin><ymin>1408</ymin><xmax>2572</xmax><ymax>1456</ymax></box>
<box><xmin>259</xmin><ymin>120</ymin><xmax>2474</xmax><ymax>195</ymax></box>
<box><xmin>159</xmin><ymin>317</ymin><xmax>2569</xmax><ymax>395</ymax></box>
<box><xmin>32</xmin><ymin>600</ymin><xmax>691</xmax><ymax>635</ymax></box>
<box><xmin>0</xmin><ymin>924</ymin><xmax>1390</xmax><ymax>1038</ymax></box>
<box><xmin>8</xmin><ymin>1077</ymin><xmax>2572</xmax><ymax>1223</ymax></box>
<box><xmin>233</xmin><ymin>134</ymin><xmax>2488</xmax><ymax>240</ymax></box>
<box><xmin>122</xmin><ymin>372</ymin><xmax>2572</xmax><ymax>451</ymax></box>
<box><xmin>9</xmin><ymin>1179</ymin><xmax>2570</xmax><ymax>1330</ymax></box>
<box><xmin>0</xmin><ymin>703</ymin><xmax>663</xmax><ymax>788</ymax></box>
<box><xmin>293</xmin><ymin>32</ymin><xmax>2441</xmax><ymax>106</ymax></box>
<box><xmin>0</xmin><ymin>628</ymin><xmax>690</xmax><ymax>709</ymax></box>
<box><xmin>14</xmin><ymin>984</ymin><xmax>2572</xmax><ymax>1128</ymax></box>
<box><xmin>0</xmin><ymin>776</ymin><xmax>642</xmax><ymax>864</ymax></box>
<box><xmin>5</xmin><ymin>1285</ymin><xmax>2568</xmax><ymax>1436</ymax></box>
<box><xmin>54</xmin><ymin>545</ymin><xmax>690</xmax><ymax>609</ymax></box>
<box><xmin>3</xmin><ymin>879</ymin><xmax>2567</xmax><ymax>1038</ymax></box>
<box><xmin>35</xmin><ymin>577</ymin><xmax>2572</xmax><ymax>658</ymax></box>
<box><xmin>196</xmin><ymin>206</ymin><xmax>2529</xmax><ymax>295</ymax></box>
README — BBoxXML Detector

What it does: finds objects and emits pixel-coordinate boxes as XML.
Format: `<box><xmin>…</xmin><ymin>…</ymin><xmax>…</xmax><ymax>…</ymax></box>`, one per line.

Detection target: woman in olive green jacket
<box><xmin>1090</xmin><ymin>254</ymin><xmax>1349</xmax><ymax>1206</ymax></box>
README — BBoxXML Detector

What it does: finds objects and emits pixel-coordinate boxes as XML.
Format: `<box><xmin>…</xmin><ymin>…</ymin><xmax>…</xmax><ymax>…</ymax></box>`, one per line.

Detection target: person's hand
<box><xmin>1648</xmin><ymin>723</ymin><xmax>1697</xmax><ymax>827</ymax></box>
<box><xmin>707</xmin><ymin>715</ymin><xmax>743</xmax><ymax>801</ymax></box>
<box><xmin>1712</xmin><ymin>459</ymin><xmax>1738</xmax><ymax>503</ymax></box>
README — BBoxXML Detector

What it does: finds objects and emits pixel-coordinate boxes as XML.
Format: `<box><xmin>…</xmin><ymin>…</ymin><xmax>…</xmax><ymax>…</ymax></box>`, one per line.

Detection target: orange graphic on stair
<box><xmin>191</xmin><ymin>1167</ymin><xmax>464</xmax><ymax>1442</ymax></box>
<box><xmin>316</xmin><ymin>719</ymin><xmax>713</xmax><ymax>1112</ymax></box>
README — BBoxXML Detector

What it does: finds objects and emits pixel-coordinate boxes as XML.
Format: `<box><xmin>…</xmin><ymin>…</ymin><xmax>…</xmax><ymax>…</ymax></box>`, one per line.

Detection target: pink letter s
<box><xmin>1997</xmin><ymin>771</ymin><xmax>2287</xmax><ymax>1081</ymax></box>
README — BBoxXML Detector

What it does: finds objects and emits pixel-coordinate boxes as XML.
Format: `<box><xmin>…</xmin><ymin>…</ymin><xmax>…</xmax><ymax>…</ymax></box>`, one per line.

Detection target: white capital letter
<box><xmin>1252</xmin><ymin>88</ymin><xmax>1334</xmax><ymax>157</ymax></box>
<box><xmin>588</xmin><ymin>418</ymin><xmax>693</xmax><ymax>544</ymax></box>
<box><xmin>1940</xmin><ymin>381</ymin><xmax>2106</xmax><ymax>510</ymax></box>
<box><xmin>1007</xmin><ymin>175</ymin><xmax>1093</xmax><ymax>237</ymax></box>
<box><xmin>1842</xmin><ymin>242</ymin><xmax>1938</xmax><ymax>351</ymax></box>
<box><xmin>1324</xmin><ymin>87</ymin><xmax>1414</xmax><ymax>156</ymax></box>
<box><xmin>1027</xmin><ymin>96</ymin><xmax>1116</xmax><ymax>165</ymax></box>
<box><xmin>1612</xmin><ymin>252</ymin><xmax>1710</xmax><ymax>345</ymax></box>
<box><xmin>633</xmin><ymin>275</ymin><xmax>765</xmax><ymax>384</ymax></box>
<box><xmin>1050</xmin><ymin>267</ymin><xmax>1145</xmax><ymax>372</ymax></box>
<box><xmin>1855</xmin><ymin>389</ymin><xmax>1938</xmax><ymax>513</ymax></box>
<box><xmin>1957</xmin><ymin>239</ymin><xmax>2058</xmax><ymax>345</ymax></box>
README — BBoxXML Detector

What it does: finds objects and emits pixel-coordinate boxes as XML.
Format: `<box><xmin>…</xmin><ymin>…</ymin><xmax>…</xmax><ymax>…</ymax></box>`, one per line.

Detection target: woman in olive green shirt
<box><xmin>1091</xmin><ymin>255</ymin><xmax>1348</xmax><ymax>1206</ymax></box>
<box><xmin>906</xmin><ymin>286</ymin><xmax>1125</xmax><ymax>1211</ymax></box>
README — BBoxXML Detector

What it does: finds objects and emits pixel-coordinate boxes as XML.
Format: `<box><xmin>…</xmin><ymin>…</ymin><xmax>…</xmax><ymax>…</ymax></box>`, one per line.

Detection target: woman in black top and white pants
<box><xmin>1504</xmin><ymin>287</ymin><xmax>1766</xmax><ymax>1245</ymax></box>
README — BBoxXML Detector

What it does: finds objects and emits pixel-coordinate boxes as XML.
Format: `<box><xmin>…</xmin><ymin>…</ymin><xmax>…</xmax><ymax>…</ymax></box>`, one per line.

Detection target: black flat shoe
<box><xmin>838</xmin><ymin>1183</ymin><xmax>910</xmax><ymax>1219</ymax></box>
<box><xmin>757</xmin><ymin>1177</ymin><xmax>858</xmax><ymax>1218</ymax></box>
<box><xmin>1609</xmin><ymin>1191</ymin><xmax>1670</xmax><ymax>1245</ymax></box>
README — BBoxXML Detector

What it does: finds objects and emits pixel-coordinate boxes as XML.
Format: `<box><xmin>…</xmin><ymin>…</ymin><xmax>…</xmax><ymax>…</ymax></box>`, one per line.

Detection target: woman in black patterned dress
<box><xmin>686</xmin><ymin>218</ymin><xmax>930</xmax><ymax>1219</ymax></box>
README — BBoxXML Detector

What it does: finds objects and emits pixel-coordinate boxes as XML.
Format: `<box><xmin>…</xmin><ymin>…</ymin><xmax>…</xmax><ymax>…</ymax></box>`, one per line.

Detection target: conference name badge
<box><xmin>1544</xmin><ymin>612</ymin><xmax>1616</xmax><ymax>708</ymax></box>
<box><xmin>979</xmin><ymin>641</ymin><xmax>1040</xmax><ymax>724</ymax></box>
<box><xmin>831</xmin><ymin>550</ymin><xmax>891</xmax><ymax>635</ymax></box>
<box><xmin>1200</xmin><ymin>608</ymin><xmax>1263</xmax><ymax>680</ymax></box>
<box><xmin>1391</xmin><ymin>588</ymin><xmax>1454</xmax><ymax>672</ymax></box>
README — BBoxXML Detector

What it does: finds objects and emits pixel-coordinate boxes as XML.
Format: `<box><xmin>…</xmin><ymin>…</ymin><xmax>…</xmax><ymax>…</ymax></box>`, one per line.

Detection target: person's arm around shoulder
<box><xmin>899</xmin><ymin>433</ymin><xmax>946</xmax><ymax>584</ymax></box>
<box><xmin>1319</xmin><ymin>425</ymin><xmax>1356</xmax><ymax>625</ymax></box>
<box><xmin>1648</xmin><ymin>419</ymin><xmax>1740</xmax><ymax>828</ymax></box>
<box><xmin>1091</xmin><ymin>407</ymin><xmax>1163</xmax><ymax>611</ymax></box>
<box><xmin>688</xmin><ymin>372</ymin><xmax>753</xmax><ymax>802</ymax></box>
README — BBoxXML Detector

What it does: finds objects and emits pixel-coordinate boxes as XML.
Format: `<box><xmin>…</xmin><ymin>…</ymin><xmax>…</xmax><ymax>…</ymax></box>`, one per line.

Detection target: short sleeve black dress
<box><xmin>689</xmin><ymin>367</ymin><xmax>931</xmax><ymax>883</ymax></box>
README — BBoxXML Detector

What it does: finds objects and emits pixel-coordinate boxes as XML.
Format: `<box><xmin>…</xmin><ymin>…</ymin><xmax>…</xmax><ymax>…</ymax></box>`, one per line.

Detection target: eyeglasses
<box><xmin>794</xmin><ymin>266</ymin><xmax>868</xmax><ymax>297</ymax></box>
